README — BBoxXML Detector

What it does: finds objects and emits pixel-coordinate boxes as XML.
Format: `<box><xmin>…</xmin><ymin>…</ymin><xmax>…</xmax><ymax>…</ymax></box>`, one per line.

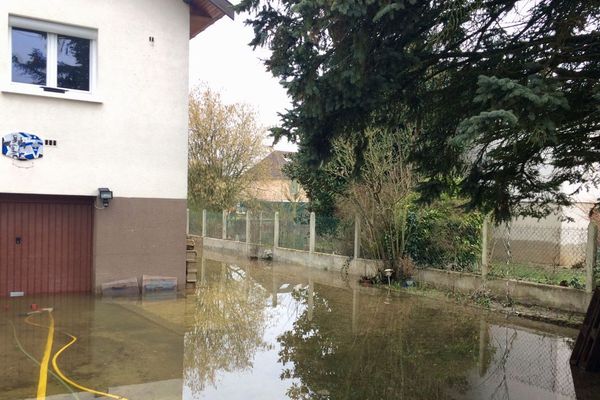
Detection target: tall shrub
<box><xmin>406</xmin><ymin>198</ymin><xmax>483</xmax><ymax>272</ymax></box>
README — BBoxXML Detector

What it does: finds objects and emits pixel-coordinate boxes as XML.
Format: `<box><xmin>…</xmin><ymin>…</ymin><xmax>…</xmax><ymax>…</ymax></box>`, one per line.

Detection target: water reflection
<box><xmin>277</xmin><ymin>285</ymin><xmax>484</xmax><ymax>399</ymax></box>
<box><xmin>467</xmin><ymin>323</ymin><xmax>577</xmax><ymax>400</ymax></box>
<box><xmin>1</xmin><ymin>255</ymin><xmax>598</xmax><ymax>399</ymax></box>
<box><xmin>184</xmin><ymin>262</ymin><xmax>271</xmax><ymax>396</ymax></box>
<box><xmin>11</xmin><ymin>28</ymin><xmax>47</xmax><ymax>85</ymax></box>
<box><xmin>183</xmin><ymin>254</ymin><xmax>600</xmax><ymax>400</ymax></box>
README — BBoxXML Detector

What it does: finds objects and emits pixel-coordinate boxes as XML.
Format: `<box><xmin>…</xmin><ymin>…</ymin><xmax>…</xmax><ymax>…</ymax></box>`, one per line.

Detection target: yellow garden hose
<box><xmin>51</xmin><ymin>331</ymin><xmax>128</xmax><ymax>400</ymax></box>
<box><xmin>8</xmin><ymin>319</ymin><xmax>79</xmax><ymax>400</ymax></box>
<box><xmin>24</xmin><ymin>311</ymin><xmax>54</xmax><ymax>400</ymax></box>
<box><xmin>25</xmin><ymin>310</ymin><xmax>129</xmax><ymax>400</ymax></box>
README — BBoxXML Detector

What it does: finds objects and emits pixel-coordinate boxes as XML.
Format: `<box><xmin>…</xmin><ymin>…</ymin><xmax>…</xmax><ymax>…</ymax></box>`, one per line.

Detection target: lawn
<box><xmin>488</xmin><ymin>262</ymin><xmax>586</xmax><ymax>289</ymax></box>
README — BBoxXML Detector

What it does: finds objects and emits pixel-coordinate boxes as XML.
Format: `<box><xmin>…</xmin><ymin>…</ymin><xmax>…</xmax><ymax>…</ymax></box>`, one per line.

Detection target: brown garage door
<box><xmin>0</xmin><ymin>194</ymin><xmax>94</xmax><ymax>296</ymax></box>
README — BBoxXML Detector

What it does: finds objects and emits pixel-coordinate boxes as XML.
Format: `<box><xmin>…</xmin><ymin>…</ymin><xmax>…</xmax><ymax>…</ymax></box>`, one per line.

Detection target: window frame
<box><xmin>5</xmin><ymin>15</ymin><xmax>99</xmax><ymax>103</ymax></box>
<box><xmin>290</xmin><ymin>180</ymin><xmax>299</xmax><ymax>195</ymax></box>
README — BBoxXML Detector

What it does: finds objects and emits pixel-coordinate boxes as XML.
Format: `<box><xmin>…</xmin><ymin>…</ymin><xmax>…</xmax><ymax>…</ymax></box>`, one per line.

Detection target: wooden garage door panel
<box><xmin>0</xmin><ymin>194</ymin><xmax>93</xmax><ymax>296</ymax></box>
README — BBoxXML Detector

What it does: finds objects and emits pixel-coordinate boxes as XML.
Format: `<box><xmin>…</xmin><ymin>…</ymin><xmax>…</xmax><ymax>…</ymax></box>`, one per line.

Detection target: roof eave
<box><xmin>184</xmin><ymin>0</ymin><xmax>234</xmax><ymax>39</ymax></box>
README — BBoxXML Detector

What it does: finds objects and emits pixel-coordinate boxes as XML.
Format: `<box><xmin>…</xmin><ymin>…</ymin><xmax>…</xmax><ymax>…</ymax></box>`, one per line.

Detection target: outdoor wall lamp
<box><xmin>98</xmin><ymin>188</ymin><xmax>113</xmax><ymax>208</ymax></box>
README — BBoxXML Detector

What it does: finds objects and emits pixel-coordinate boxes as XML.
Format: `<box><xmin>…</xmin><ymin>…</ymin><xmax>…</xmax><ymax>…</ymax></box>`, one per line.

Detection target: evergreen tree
<box><xmin>239</xmin><ymin>0</ymin><xmax>600</xmax><ymax>220</ymax></box>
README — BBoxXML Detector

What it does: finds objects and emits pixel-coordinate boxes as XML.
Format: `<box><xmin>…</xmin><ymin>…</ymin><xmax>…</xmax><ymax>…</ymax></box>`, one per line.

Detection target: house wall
<box><xmin>560</xmin><ymin>203</ymin><xmax>594</xmax><ymax>266</ymax></box>
<box><xmin>559</xmin><ymin>180</ymin><xmax>600</xmax><ymax>264</ymax></box>
<box><xmin>491</xmin><ymin>205</ymin><xmax>592</xmax><ymax>267</ymax></box>
<box><xmin>490</xmin><ymin>212</ymin><xmax>564</xmax><ymax>266</ymax></box>
<box><xmin>252</xmin><ymin>178</ymin><xmax>308</xmax><ymax>203</ymax></box>
<box><xmin>0</xmin><ymin>0</ymin><xmax>190</xmax><ymax>290</ymax></box>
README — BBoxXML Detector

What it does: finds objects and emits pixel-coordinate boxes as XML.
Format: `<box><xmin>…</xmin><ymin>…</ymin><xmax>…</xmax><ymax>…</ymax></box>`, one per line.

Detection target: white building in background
<box><xmin>0</xmin><ymin>0</ymin><xmax>233</xmax><ymax>296</ymax></box>
<box><xmin>491</xmin><ymin>182</ymin><xmax>599</xmax><ymax>267</ymax></box>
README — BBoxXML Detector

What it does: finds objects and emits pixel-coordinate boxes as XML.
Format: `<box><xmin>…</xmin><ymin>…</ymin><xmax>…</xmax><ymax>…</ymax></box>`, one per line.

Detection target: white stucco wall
<box><xmin>0</xmin><ymin>0</ymin><xmax>189</xmax><ymax>199</ymax></box>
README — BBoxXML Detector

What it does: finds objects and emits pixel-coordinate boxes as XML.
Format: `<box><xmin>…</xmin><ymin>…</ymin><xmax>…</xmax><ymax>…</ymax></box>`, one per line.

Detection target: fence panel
<box><xmin>226</xmin><ymin>211</ymin><xmax>246</xmax><ymax>242</ymax></box>
<box><xmin>279</xmin><ymin>212</ymin><xmax>310</xmax><ymax>251</ymax></box>
<box><xmin>259</xmin><ymin>212</ymin><xmax>275</xmax><ymax>246</ymax></box>
<box><xmin>489</xmin><ymin>224</ymin><xmax>587</xmax><ymax>288</ymax></box>
<box><xmin>314</xmin><ymin>215</ymin><xmax>354</xmax><ymax>256</ymax></box>
<box><xmin>189</xmin><ymin>209</ymin><xmax>203</xmax><ymax>237</ymax></box>
<box><xmin>205</xmin><ymin>210</ymin><xmax>222</xmax><ymax>239</ymax></box>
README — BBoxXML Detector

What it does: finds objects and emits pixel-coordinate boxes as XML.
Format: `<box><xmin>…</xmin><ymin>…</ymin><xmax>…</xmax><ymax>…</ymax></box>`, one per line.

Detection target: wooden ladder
<box><xmin>186</xmin><ymin>237</ymin><xmax>198</xmax><ymax>284</ymax></box>
<box><xmin>570</xmin><ymin>288</ymin><xmax>600</xmax><ymax>372</ymax></box>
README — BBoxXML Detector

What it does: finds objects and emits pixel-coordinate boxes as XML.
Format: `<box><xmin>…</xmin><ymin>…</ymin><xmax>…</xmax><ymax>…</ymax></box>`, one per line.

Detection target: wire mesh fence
<box><xmin>189</xmin><ymin>209</ymin><xmax>203</xmax><ymax>236</ymax></box>
<box><xmin>279</xmin><ymin>212</ymin><xmax>310</xmax><ymax>251</ymax></box>
<box><xmin>489</xmin><ymin>224</ymin><xmax>587</xmax><ymax>288</ymax></box>
<box><xmin>258</xmin><ymin>212</ymin><xmax>275</xmax><ymax>247</ymax></box>
<box><xmin>314</xmin><ymin>215</ymin><xmax>354</xmax><ymax>256</ymax></box>
<box><xmin>244</xmin><ymin>211</ymin><xmax>259</xmax><ymax>245</ymax></box>
<box><xmin>195</xmin><ymin>207</ymin><xmax>599</xmax><ymax>291</ymax></box>
<box><xmin>205</xmin><ymin>210</ymin><xmax>223</xmax><ymax>239</ymax></box>
<box><xmin>226</xmin><ymin>211</ymin><xmax>246</xmax><ymax>241</ymax></box>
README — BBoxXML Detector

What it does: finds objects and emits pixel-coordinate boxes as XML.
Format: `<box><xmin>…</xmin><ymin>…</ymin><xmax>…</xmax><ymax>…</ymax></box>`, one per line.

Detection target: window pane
<box><xmin>12</xmin><ymin>28</ymin><xmax>47</xmax><ymax>85</ymax></box>
<box><xmin>57</xmin><ymin>35</ymin><xmax>90</xmax><ymax>91</ymax></box>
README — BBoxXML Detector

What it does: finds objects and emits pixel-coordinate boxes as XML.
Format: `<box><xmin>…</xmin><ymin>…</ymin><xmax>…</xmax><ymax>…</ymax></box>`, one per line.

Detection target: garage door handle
<box><xmin>15</xmin><ymin>237</ymin><xmax>21</xmax><ymax>245</ymax></box>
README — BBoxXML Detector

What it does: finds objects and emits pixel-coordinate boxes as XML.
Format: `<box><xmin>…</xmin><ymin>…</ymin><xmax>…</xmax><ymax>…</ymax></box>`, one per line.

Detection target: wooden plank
<box><xmin>186</xmin><ymin>250</ymin><xmax>198</xmax><ymax>262</ymax></box>
<box><xmin>571</xmin><ymin>289</ymin><xmax>600</xmax><ymax>371</ymax></box>
<box><xmin>186</xmin><ymin>238</ymin><xmax>196</xmax><ymax>250</ymax></box>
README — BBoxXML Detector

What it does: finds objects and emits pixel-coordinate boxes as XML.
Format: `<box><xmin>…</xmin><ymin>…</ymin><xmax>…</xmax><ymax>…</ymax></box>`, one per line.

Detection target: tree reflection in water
<box><xmin>278</xmin><ymin>286</ymin><xmax>489</xmax><ymax>400</ymax></box>
<box><xmin>184</xmin><ymin>262</ymin><xmax>271</xmax><ymax>396</ymax></box>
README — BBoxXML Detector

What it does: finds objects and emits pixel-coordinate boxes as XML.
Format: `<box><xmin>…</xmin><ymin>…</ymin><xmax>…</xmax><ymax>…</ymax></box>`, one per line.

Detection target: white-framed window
<box><xmin>290</xmin><ymin>180</ymin><xmax>299</xmax><ymax>195</ymax></box>
<box><xmin>6</xmin><ymin>15</ymin><xmax>98</xmax><ymax>101</ymax></box>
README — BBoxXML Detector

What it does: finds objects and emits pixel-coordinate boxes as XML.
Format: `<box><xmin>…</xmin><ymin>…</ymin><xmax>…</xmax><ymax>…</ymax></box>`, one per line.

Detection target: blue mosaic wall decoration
<box><xmin>2</xmin><ymin>132</ymin><xmax>44</xmax><ymax>161</ymax></box>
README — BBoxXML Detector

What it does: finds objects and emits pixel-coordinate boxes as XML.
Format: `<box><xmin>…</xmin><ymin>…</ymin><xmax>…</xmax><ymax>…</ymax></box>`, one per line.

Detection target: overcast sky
<box><xmin>189</xmin><ymin>12</ymin><xmax>296</xmax><ymax>152</ymax></box>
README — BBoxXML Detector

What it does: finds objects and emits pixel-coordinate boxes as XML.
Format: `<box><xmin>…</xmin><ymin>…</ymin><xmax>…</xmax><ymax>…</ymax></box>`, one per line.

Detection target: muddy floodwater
<box><xmin>1</xmin><ymin>253</ymin><xmax>599</xmax><ymax>400</ymax></box>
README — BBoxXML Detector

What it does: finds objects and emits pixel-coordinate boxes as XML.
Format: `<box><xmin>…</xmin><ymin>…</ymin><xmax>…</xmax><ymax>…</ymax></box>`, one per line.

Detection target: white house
<box><xmin>0</xmin><ymin>0</ymin><xmax>232</xmax><ymax>295</ymax></box>
<box><xmin>491</xmin><ymin>182</ymin><xmax>600</xmax><ymax>267</ymax></box>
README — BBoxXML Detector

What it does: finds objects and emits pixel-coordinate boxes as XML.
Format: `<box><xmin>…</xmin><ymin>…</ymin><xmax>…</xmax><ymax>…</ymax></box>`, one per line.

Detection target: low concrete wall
<box><xmin>274</xmin><ymin>247</ymin><xmax>379</xmax><ymax>276</ymax></box>
<box><xmin>414</xmin><ymin>268</ymin><xmax>592</xmax><ymax>313</ymax></box>
<box><xmin>199</xmin><ymin>236</ymin><xmax>591</xmax><ymax>313</ymax></box>
<box><xmin>200</xmin><ymin>236</ymin><xmax>380</xmax><ymax>277</ymax></box>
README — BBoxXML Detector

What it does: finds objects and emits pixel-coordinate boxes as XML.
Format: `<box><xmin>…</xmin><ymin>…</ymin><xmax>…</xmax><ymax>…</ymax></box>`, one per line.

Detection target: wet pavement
<box><xmin>1</xmin><ymin>254</ymin><xmax>599</xmax><ymax>399</ymax></box>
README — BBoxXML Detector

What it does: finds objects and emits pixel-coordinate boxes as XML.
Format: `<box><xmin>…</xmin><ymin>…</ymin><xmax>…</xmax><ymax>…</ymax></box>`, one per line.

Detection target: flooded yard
<box><xmin>1</xmin><ymin>254</ymin><xmax>598</xmax><ymax>399</ymax></box>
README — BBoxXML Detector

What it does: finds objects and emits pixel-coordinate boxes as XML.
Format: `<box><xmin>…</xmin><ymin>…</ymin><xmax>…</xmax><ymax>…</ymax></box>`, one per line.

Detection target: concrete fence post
<box><xmin>585</xmin><ymin>222</ymin><xmax>598</xmax><ymax>293</ymax></box>
<box><xmin>245</xmin><ymin>210</ymin><xmax>252</xmax><ymax>258</ymax></box>
<box><xmin>186</xmin><ymin>208</ymin><xmax>190</xmax><ymax>235</ymax></box>
<box><xmin>222</xmin><ymin>210</ymin><xmax>227</xmax><ymax>240</ymax></box>
<box><xmin>481</xmin><ymin>215</ymin><xmax>491</xmax><ymax>280</ymax></box>
<box><xmin>201</xmin><ymin>210</ymin><xmax>207</xmax><ymax>238</ymax></box>
<box><xmin>354</xmin><ymin>214</ymin><xmax>361</xmax><ymax>260</ymax></box>
<box><xmin>307</xmin><ymin>278</ymin><xmax>314</xmax><ymax>321</ymax></box>
<box><xmin>309</xmin><ymin>212</ymin><xmax>316</xmax><ymax>253</ymax></box>
<box><xmin>259</xmin><ymin>212</ymin><xmax>263</xmax><ymax>245</ymax></box>
<box><xmin>274</xmin><ymin>212</ymin><xmax>279</xmax><ymax>248</ymax></box>
<box><xmin>246</xmin><ymin>210</ymin><xmax>251</xmax><ymax>246</ymax></box>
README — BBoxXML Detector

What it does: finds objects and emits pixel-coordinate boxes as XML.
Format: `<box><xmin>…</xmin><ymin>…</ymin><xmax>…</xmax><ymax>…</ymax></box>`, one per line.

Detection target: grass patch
<box><xmin>488</xmin><ymin>262</ymin><xmax>585</xmax><ymax>289</ymax></box>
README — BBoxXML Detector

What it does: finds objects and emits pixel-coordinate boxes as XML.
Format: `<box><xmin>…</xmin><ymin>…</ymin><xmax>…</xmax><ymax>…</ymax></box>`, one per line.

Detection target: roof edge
<box><xmin>183</xmin><ymin>0</ymin><xmax>234</xmax><ymax>20</ymax></box>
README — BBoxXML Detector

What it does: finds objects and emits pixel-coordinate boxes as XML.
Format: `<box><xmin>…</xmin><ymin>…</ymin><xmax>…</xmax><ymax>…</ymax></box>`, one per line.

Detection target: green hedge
<box><xmin>405</xmin><ymin>201</ymin><xmax>483</xmax><ymax>272</ymax></box>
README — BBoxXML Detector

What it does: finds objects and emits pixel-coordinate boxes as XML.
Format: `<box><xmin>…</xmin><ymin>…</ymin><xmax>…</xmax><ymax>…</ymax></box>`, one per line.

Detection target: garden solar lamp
<box><xmin>384</xmin><ymin>269</ymin><xmax>393</xmax><ymax>287</ymax></box>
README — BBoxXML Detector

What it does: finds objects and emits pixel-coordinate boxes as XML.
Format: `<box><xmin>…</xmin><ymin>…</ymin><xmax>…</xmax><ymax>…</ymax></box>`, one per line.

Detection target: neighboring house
<box><xmin>0</xmin><ymin>0</ymin><xmax>233</xmax><ymax>296</ymax></box>
<box><xmin>248</xmin><ymin>150</ymin><xmax>307</xmax><ymax>204</ymax></box>
<box><xmin>491</xmin><ymin>183</ymin><xmax>600</xmax><ymax>267</ymax></box>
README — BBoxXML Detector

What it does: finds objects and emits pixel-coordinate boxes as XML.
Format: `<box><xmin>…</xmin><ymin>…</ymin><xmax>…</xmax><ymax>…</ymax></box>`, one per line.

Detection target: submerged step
<box><xmin>101</xmin><ymin>277</ymin><xmax>140</xmax><ymax>296</ymax></box>
<box><xmin>142</xmin><ymin>275</ymin><xmax>177</xmax><ymax>293</ymax></box>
